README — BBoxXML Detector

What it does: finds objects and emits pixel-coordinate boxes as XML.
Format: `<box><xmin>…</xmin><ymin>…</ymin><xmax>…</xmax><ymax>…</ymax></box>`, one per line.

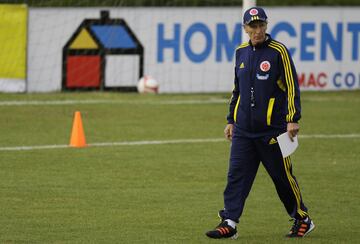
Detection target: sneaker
<box><xmin>286</xmin><ymin>217</ymin><xmax>315</xmax><ymax>238</ymax></box>
<box><xmin>206</xmin><ymin>220</ymin><xmax>238</xmax><ymax>239</ymax></box>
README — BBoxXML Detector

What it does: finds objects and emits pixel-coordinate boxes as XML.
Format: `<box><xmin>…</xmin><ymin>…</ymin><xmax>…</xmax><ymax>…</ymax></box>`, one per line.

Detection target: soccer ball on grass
<box><xmin>137</xmin><ymin>76</ymin><xmax>159</xmax><ymax>94</ymax></box>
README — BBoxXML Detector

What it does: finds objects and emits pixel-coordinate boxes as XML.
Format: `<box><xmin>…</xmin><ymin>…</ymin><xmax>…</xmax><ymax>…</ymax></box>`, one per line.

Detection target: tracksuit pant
<box><xmin>222</xmin><ymin>130</ymin><xmax>308</xmax><ymax>222</ymax></box>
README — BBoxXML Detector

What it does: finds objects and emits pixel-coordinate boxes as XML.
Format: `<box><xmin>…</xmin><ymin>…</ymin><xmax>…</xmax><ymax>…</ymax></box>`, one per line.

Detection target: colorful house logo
<box><xmin>62</xmin><ymin>11</ymin><xmax>144</xmax><ymax>91</ymax></box>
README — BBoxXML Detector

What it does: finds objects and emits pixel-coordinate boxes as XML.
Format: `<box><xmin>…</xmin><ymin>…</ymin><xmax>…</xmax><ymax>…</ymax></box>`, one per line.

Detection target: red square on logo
<box><xmin>66</xmin><ymin>55</ymin><xmax>101</xmax><ymax>88</ymax></box>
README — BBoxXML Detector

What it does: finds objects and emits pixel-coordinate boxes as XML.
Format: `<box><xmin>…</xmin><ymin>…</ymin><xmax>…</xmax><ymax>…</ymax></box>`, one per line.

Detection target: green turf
<box><xmin>0</xmin><ymin>91</ymin><xmax>359</xmax><ymax>243</ymax></box>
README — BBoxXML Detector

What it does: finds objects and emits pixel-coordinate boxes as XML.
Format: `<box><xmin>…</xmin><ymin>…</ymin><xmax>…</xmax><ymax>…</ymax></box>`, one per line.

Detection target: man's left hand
<box><xmin>287</xmin><ymin>122</ymin><xmax>299</xmax><ymax>142</ymax></box>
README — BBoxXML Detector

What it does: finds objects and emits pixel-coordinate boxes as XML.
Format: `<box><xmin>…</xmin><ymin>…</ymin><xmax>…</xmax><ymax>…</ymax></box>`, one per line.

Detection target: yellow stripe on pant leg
<box><xmin>284</xmin><ymin>157</ymin><xmax>307</xmax><ymax>217</ymax></box>
<box><xmin>285</xmin><ymin>157</ymin><xmax>308</xmax><ymax>217</ymax></box>
<box><xmin>283</xmin><ymin>157</ymin><xmax>301</xmax><ymax>211</ymax></box>
<box><xmin>283</xmin><ymin>157</ymin><xmax>307</xmax><ymax>218</ymax></box>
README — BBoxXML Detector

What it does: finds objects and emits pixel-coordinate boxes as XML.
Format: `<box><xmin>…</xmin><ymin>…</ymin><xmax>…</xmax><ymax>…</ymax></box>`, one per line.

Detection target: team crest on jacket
<box><xmin>260</xmin><ymin>61</ymin><xmax>271</xmax><ymax>72</ymax></box>
<box><xmin>249</xmin><ymin>9</ymin><xmax>258</xmax><ymax>15</ymax></box>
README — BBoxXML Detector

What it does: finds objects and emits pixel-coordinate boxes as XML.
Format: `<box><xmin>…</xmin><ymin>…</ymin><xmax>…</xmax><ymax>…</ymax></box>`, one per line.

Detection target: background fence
<box><xmin>0</xmin><ymin>0</ymin><xmax>359</xmax><ymax>6</ymax></box>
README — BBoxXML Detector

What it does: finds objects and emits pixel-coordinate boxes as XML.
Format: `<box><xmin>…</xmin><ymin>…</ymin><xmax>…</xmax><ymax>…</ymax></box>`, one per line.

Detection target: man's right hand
<box><xmin>224</xmin><ymin>124</ymin><xmax>234</xmax><ymax>141</ymax></box>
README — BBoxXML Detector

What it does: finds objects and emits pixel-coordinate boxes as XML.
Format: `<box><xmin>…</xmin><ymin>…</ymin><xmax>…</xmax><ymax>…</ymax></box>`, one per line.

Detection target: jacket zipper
<box><xmin>249</xmin><ymin>46</ymin><xmax>256</xmax><ymax>131</ymax></box>
<box><xmin>250</xmin><ymin>87</ymin><xmax>255</xmax><ymax>108</ymax></box>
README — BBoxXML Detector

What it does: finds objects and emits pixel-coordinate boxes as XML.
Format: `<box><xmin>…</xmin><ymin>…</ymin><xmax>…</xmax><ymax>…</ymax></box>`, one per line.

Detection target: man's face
<box><xmin>244</xmin><ymin>21</ymin><xmax>267</xmax><ymax>46</ymax></box>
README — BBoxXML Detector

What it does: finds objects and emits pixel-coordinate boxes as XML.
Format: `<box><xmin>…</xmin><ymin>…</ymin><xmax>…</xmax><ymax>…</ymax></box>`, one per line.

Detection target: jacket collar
<box><xmin>248</xmin><ymin>34</ymin><xmax>272</xmax><ymax>49</ymax></box>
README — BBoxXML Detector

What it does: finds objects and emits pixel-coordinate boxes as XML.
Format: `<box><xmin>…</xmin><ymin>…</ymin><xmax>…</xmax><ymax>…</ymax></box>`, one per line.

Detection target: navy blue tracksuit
<box><xmin>222</xmin><ymin>34</ymin><xmax>308</xmax><ymax>222</ymax></box>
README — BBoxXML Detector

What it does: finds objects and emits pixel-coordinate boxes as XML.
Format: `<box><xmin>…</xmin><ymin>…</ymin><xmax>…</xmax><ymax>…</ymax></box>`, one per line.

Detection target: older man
<box><xmin>205</xmin><ymin>7</ymin><xmax>315</xmax><ymax>239</ymax></box>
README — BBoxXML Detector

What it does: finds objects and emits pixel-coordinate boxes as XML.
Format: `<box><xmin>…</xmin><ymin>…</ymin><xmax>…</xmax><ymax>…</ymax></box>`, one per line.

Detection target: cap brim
<box><xmin>244</xmin><ymin>18</ymin><xmax>267</xmax><ymax>25</ymax></box>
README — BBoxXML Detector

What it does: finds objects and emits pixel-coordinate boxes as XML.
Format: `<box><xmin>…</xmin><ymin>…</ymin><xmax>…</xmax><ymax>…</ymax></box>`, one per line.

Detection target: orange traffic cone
<box><xmin>69</xmin><ymin>111</ymin><xmax>87</xmax><ymax>147</ymax></box>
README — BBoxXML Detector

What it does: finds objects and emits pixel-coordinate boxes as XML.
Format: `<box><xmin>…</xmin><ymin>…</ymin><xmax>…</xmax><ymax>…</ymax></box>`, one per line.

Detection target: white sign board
<box><xmin>27</xmin><ymin>7</ymin><xmax>360</xmax><ymax>93</ymax></box>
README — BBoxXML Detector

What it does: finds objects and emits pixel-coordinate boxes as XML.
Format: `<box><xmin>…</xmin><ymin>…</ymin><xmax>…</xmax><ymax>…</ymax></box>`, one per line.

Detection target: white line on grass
<box><xmin>1</xmin><ymin>96</ymin><xmax>358</xmax><ymax>107</ymax></box>
<box><xmin>0</xmin><ymin>134</ymin><xmax>359</xmax><ymax>152</ymax></box>
<box><xmin>0</xmin><ymin>138</ymin><xmax>224</xmax><ymax>151</ymax></box>
<box><xmin>0</xmin><ymin>99</ymin><xmax>228</xmax><ymax>106</ymax></box>
<box><xmin>300</xmin><ymin>134</ymin><xmax>360</xmax><ymax>139</ymax></box>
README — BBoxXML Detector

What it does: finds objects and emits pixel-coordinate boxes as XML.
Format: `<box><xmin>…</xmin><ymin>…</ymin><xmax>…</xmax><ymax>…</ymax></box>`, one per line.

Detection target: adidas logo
<box><xmin>239</xmin><ymin>62</ymin><xmax>245</xmax><ymax>68</ymax></box>
<box><xmin>269</xmin><ymin>138</ymin><xmax>277</xmax><ymax>145</ymax></box>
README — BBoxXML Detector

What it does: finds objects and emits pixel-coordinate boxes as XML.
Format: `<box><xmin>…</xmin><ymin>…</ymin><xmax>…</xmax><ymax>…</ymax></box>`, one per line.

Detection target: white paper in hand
<box><xmin>277</xmin><ymin>132</ymin><xmax>298</xmax><ymax>158</ymax></box>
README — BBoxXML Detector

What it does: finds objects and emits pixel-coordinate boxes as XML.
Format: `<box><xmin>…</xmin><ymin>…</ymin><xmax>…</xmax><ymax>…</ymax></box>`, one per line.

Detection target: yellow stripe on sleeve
<box><xmin>273</xmin><ymin>42</ymin><xmax>296</xmax><ymax>121</ymax></box>
<box><xmin>233</xmin><ymin>96</ymin><xmax>241</xmax><ymax>122</ymax></box>
<box><xmin>268</xmin><ymin>42</ymin><xmax>295</xmax><ymax>121</ymax></box>
<box><xmin>268</xmin><ymin>41</ymin><xmax>296</xmax><ymax>122</ymax></box>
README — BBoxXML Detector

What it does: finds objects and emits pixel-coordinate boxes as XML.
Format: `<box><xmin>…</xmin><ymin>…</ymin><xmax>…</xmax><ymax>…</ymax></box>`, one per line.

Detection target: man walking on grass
<box><xmin>206</xmin><ymin>7</ymin><xmax>315</xmax><ymax>239</ymax></box>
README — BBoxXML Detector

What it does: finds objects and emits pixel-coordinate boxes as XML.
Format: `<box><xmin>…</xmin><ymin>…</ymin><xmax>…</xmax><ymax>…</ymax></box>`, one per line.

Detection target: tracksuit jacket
<box><xmin>227</xmin><ymin>34</ymin><xmax>301</xmax><ymax>137</ymax></box>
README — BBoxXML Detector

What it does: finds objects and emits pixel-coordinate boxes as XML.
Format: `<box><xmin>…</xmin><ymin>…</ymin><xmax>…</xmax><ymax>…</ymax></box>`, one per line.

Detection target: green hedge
<box><xmin>0</xmin><ymin>0</ymin><xmax>358</xmax><ymax>6</ymax></box>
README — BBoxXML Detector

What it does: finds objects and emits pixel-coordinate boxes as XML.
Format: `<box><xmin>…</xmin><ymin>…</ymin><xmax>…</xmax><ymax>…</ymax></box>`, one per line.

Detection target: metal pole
<box><xmin>242</xmin><ymin>0</ymin><xmax>256</xmax><ymax>43</ymax></box>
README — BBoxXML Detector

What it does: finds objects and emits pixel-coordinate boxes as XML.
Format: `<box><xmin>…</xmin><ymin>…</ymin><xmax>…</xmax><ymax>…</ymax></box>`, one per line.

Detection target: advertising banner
<box><xmin>0</xmin><ymin>4</ymin><xmax>27</xmax><ymax>92</ymax></box>
<box><xmin>27</xmin><ymin>7</ymin><xmax>360</xmax><ymax>93</ymax></box>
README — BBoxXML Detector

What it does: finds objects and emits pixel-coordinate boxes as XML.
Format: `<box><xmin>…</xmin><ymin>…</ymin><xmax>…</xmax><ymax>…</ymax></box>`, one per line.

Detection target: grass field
<box><xmin>0</xmin><ymin>91</ymin><xmax>359</xmax><ymax>243</ymax></box>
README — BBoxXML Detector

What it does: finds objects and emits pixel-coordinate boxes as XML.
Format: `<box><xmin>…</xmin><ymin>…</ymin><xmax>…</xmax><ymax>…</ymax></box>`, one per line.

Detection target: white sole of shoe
<box><xmin>230</xmin><ymin>233</ymin><xmax>239</xmax><ymax>240</ymax></box>
<box><xmin>303</xmin><ymin>221</ymin><xmax>315</xmax><ymax>237</ymax></box>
